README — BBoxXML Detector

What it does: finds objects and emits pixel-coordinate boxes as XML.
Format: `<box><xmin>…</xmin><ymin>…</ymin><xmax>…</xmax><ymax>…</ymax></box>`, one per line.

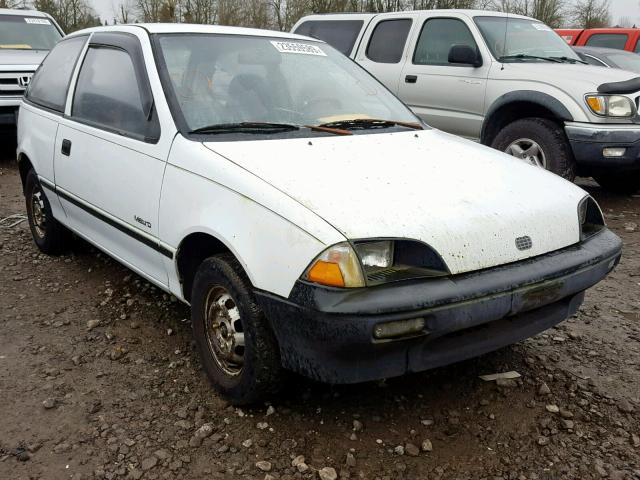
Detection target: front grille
<box><xmin>0</xmin><ymin>72</ymin><xmax>32</xmax><ymax>97</ymax></box>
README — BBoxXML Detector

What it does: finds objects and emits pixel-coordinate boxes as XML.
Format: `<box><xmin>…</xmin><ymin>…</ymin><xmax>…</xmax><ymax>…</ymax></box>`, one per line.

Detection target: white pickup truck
<box><xmin>0</xmin><ymin>8</ymin><xmax>63</xmax><ymax>143</ymax></box>
<box><xmin>293</xmin><ymin>10</ymin><xmax>640</xmax><ymax>193</ymax></box>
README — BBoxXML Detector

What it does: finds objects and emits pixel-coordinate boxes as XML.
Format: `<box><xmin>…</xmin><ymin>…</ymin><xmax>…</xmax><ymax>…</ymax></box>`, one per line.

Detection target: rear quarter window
<box><xmin>366</xmin><ymin>19</ymin><xmax>412</xmax><ymax>64</ymax></box>
<box><xmin>585</xmin><ymin>33</ymin><xmax>628</xmax><ymax>50</ymax></box>
<box><xmin>294</xmin><ymin>20</ymin><xmax>363</xmax><ymax>55</ymax></box>
<box><xmin>27</xmin><ymin>35</ymin><xmax>87</xmax><ymax>112</ymax></box>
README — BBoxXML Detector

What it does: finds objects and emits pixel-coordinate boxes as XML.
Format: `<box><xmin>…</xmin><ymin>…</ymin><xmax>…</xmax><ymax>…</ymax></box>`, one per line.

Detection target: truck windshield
<box><xmin>0</xmin><ymin>15</ymin><xmax>62</xmax><ymax>50</ymax></box>
<box><xmin>475</xmin><ymin>16</ymin><xmax>580</xmax><ymax>63</ymax></box>
<box><xmin>155</xmin><ymin>33</ymin><xmax>419</xmax><ymax>136</ymax></box>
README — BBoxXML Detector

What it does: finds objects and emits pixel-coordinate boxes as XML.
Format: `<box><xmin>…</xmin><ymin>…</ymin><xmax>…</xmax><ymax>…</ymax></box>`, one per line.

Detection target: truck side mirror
<box><xmin>448</xmin><ymin>44</ymin><xmax>482</xmax><ymax>67</ymax></box>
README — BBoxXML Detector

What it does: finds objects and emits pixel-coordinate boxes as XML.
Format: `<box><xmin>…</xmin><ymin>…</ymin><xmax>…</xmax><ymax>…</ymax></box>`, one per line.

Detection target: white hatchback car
<box><xmin>18</xmin><ymin>24</ymin><xmax>621</xmax><ymax>404</ymax></box>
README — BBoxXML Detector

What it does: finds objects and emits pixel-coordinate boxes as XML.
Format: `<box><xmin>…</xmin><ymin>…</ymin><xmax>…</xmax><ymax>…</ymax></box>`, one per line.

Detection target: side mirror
<box><xmin>448</xmin><ymin>44</ymin><xmax>482</xmax><ymax>67</ymax></box>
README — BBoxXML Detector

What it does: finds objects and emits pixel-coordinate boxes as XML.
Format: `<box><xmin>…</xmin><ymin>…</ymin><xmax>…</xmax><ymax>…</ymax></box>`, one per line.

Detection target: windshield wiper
<box><xmin>499</xmin><ymin>54</ymin><xmax>562</xmax><ymax>63</ymax></box>
<box><xmin>189</xmin><ymin>122</ymin><xmax>301</xmax><ymax>134</ymax></box>
<box><xmin>189</xmin><ymin>121</ymin><xmax>352</xmax><ymax>136</ymax></box>
<box><xmin>550</xmin><ymin>56</ymin><xmax>588</xmax><ymax>64</ymax></box>
<box><xmin>316</xmin><ymin>118</ymin><xmax>423</xmax><ymax>131</ymax></box>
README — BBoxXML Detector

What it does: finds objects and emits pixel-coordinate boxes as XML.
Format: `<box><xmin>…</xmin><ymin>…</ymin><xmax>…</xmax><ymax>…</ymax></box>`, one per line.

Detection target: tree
<box><xmin>569</xmin><ymin>0</ymin><xmax>610</xmax><ymax>28</ymax></box>
<box><xmin>489</xmin><ymin>0</ymin><xmax>566</xmax><ymax>28</ymax></box>
<box><xmin>616</xmin><ymin>16</ymin><xmax>632</xmax><ymax>28</ymax></box>
<box><xmin>0</xmin><ymin>0</ymin><xmax>27</xmax><ymax>7</ymax></box>
<box><xmin>33</xmin><ymin>0</ymin><xmax>101</xmax><ymax>32</ymax></box>
<box><xmin>114</xmin><ymin>0</ymin><xmax>137</xmax><ymax>23</ymax></box>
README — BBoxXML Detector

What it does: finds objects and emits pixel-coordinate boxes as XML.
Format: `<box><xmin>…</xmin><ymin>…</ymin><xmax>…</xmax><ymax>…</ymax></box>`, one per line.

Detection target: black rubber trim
<box><xmin>40</xmin><ymin>179</ymin><xmax>173</xmax><ymax>259</ymax></box>
<box><xmin>481</xmin><ymin>91</ymin><xmax>574</xmax><ymax>144</ymax></box>
<box><xmin>598</xmin><ymin>77</ymin><xmax>640</xmax><ymax>95</ymax></box>
<box><xmin>286</xmin><ymin>228</ymin><xmax>621</xmax><ymax>315</ymax></box>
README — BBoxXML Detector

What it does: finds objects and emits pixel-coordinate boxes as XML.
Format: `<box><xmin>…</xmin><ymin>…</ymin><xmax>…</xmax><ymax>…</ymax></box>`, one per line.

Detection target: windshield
<box><xmin>0</xmin><ymin>15</ymin><xmax>62</xmax><ymax>50</ymax></box>
<box><xmin>155</xmin><ymin>34</ymin><xmax>418</xmax><ymax>137</ymax></box>
<box><xmin>475</xmin><ymin>16</ymin><xmax>580</xmax><ymax>62</ymax></box>
<box><xmin>607</xmin><ymin>52</ymin><xmax>640</xmax><ymax>74</ymax></box>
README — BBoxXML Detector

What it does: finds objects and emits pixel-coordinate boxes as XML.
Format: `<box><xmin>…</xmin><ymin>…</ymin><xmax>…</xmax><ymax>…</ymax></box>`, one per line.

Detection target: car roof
<box><xmin>0</xmin><ymin>8</ymin><xmax>51</xmax><ymax>17</ymax></box>
<box><xmin>574</xmin><ymin>46</ymin><xmax>637</xmax><ymax>57</ymax></box>
<box><xmin>69</xmin><ymin>23</ymin><xmax>321</xmax><ymax>42</ymax></box>
<box><xmin>297</xmin><ymin>9</ymin><xmax>533</xmax><ymax>21</ymax></box>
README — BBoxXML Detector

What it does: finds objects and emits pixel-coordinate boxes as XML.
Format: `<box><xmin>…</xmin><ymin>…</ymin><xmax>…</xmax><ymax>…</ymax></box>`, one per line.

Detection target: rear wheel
<box><xmin>593</xmin><ymin>172</ymin><xmax>640</xmax><ymax>194</ymax></box>
<box><xmin>491</xmin><ymin>117</ymin><xmax>576</xmax><ymax>181</ymax></box>
<box><xmin>24</xmin><ymin>169</ymin><xmax>70</xmax><ymax>255</ymax></box>
<box><xmin>191</xmin><ymin>254</ymin><xmax>284</xmax><ymax>405</ymax></box>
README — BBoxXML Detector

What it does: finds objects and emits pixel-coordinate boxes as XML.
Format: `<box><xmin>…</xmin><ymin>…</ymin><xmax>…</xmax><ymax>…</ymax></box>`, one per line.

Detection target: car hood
<box><xmin>0</xmin><ymin>49</ymin><xmax>47</xmax><ymax>68</ymax></box>
<box><xmin>204</xmin><ymin>129</ymin><xmax>586</xmax><ymax>275</ymax></box>
<box><xmin>493</xmin><ymin>62</ymin><xmax>639</xmax><ymax>93</ymax></box>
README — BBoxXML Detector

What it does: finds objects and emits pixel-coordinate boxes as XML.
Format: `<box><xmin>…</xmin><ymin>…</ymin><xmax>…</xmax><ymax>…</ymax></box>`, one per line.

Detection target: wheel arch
<box><xmin>175</xmin><ymin>231</ymin><xmax>247</xmax><ymax>303</ymax></box>
<box><xmin>481</xmin><ymin>91</ymin><xmax>574</xmax><ymax>146</ymax></box>
<box><xmin>17</xmin><ymin>153</ymin><xmax>34</xmax><ymax>193</ymax></box>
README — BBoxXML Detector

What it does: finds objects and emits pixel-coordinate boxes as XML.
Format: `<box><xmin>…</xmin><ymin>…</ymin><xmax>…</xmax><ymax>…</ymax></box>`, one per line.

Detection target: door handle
<box><xmin>405</xmin><ymin>75</ymin><xmax>418</xmax><ymax>84</ymax></box>
<box><xmin>61</xmin><ymin>139</ymin><xmax>71</xmax><ymax>156</ymax></box>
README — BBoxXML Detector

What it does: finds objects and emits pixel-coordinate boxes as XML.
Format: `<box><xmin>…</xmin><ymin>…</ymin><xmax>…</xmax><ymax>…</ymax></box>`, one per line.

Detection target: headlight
<box><xmin>302</xmin><ymin>239</ymin><xmax>449</xmax><ymax>288</ymax></box>
<box><xmin>578</xmin><ymin>196</ymin><xmax>605</xmax><ymax>240</ymax></box>
<box><xmin>355</xmin><ymin>240</ymin><xmax>393</xmax><ymax>268</ymax></box>
<box><xmin>585</xmin><ymin>95</ymin><xmax>635</xmax><ymax>117</ymax></box>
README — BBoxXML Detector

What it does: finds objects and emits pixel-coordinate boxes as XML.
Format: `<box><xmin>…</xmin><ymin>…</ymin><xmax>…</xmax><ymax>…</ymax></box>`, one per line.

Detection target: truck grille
<box><xmin>0</xmin><ymin>72</ymin><xmax>32</xmax><ymax>97</ymax></box>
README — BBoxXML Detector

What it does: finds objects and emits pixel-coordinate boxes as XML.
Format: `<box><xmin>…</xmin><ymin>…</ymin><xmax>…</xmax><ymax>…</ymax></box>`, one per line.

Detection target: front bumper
<box><xmin>565</xmin><ymin>122</ymin><xmax>640</xmax><ymax>174</ymax></box>
<box><xmin>256</xmin><ymin>229</ymin><xmax>622</xmax><ymax>384</ymax></box>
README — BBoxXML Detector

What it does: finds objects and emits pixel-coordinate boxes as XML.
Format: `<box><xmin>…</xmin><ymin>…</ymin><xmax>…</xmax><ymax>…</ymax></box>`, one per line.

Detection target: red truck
<box><xmin>556</xmin><ymin>28</ymin><xmax>640</xmax><ymax>53</ymax></box>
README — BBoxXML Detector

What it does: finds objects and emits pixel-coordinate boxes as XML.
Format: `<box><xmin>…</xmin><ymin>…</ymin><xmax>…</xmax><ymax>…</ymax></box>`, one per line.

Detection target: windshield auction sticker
<box><xmin>25</xmin><ymin>18</ymin><xmax>52</xmax><ymax>25</ymax></box>
<box><xmin>270</xmin><ymin>41</ymin><xmax>326</xmax><ymax>56</ymax></box>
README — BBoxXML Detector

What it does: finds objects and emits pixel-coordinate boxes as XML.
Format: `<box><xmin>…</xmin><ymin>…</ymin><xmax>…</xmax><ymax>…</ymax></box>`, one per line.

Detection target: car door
<box><xmin>53</xmin><ymin>32</ymin><xmax>170</xmax><ymax>285</ymax></box>
<box><xmin>355</xmin><ymin>16</ymin><xmax>414</xmax><ymax>95</ymax></box>
<box><xmin>398</xmin><ymin>13</ymin><xmax>490</xmax><ymax>140</ymax></box>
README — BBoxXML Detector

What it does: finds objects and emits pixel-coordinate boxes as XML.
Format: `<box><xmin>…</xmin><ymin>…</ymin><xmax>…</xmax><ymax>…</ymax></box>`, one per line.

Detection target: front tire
<box><xmin>191</xmin><ymin>254</ymin><xmax>284</xmax><ymax>405</ymax></box>
<box><xmin>593</xmin><ymin>172</ymin><xmax>640</xmax><ymax>194</ymax></box>
<box><xmin>491</xmin><ymin>117</ymin><xmax>576</xmax><ymax>181</ymax></box>
<box><xmin>24</xmin><ymin>169</ymin><xmax>70</xmax><ymax>255</ymax></box>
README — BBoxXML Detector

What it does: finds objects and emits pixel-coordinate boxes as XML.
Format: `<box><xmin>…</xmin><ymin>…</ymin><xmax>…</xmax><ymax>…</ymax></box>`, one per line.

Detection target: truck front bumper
<box><xmin>565</xmin><ymin>122</ymin><xmax>640</xmax><ymax>174</ymax></box>
<box><xmin>256</xmin><ymin>229</ymin><xmax>622</xmax><ymax>384</ymax></box>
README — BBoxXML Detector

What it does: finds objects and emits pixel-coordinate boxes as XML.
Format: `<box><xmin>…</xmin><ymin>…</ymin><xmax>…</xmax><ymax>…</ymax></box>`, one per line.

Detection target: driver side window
<box><xmin>413</xmin><ymin>18</ymin><xmax>478</xmax><ymax>66</ymax></box>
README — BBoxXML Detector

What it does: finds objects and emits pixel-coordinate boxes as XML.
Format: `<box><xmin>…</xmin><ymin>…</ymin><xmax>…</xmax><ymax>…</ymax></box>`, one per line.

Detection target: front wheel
<box><xmin>191</xmin><ymin>254</ymin><xmax>284</xmax><ymax>405</ymax></box>
<box><xmin>593</xmin><ymin>172</ymin><xmax>640</xmax><ymax>194</ymax></box>
<box><xmin>491</xmin><ymin>117</ymin><xmax>576</xmax><ymax>181</ymax></box>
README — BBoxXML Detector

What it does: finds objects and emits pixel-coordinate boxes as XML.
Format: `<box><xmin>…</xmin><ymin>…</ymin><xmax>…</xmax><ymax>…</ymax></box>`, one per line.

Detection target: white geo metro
<box><xmin>17</xmin><ymin>24</ymin><xmax>622</xmax><ymax>404</ymax></box>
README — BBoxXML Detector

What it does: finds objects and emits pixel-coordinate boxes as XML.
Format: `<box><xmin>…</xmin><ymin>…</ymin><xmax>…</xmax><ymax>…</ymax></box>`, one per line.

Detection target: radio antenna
<box><xmin>501</xmin><ymin>10</ymin><xmax>510</xmax><ymax>70</ymax></box>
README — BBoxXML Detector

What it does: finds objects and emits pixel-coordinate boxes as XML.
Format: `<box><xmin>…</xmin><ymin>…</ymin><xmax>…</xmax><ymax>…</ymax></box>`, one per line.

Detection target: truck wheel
<box><xmin>24</xmin><ymin>169</ymin><xmax>70</xmax><ymax>255</ymax></box>
<box><xmin>191</xmin><ymin>254</ymin><xmax>284</xmax><ymax>405</ymax></box>
<box><xmin>593</xmin><ymin>172</ymin><xmax>640</xmax><ymax>194</ymax></box>
<box><xmin>491</xmin><ymin>118</ymin><xmax>576</xmax><ymax>181</ymax></box>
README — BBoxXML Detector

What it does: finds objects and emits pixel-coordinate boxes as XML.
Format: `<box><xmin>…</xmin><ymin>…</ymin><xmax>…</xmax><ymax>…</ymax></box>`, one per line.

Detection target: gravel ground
<box><xmin>1</xmin><ymin>154</ymin><xmax>639</xmax><ymax>480</ymax></box>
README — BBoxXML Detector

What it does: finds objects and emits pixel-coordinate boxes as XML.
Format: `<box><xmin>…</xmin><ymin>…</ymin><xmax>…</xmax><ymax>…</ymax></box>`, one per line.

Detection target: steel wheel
<box><xmin>29</xmin><ymin>187</ymin><xmax>47</xmax><ymax>239</ymax></box>
<box><xmin>505</xmin><ymin>138</ymin><xmax>547</xmax><ymax>168</ymax></box>
<box><xmin>204</xmin><ymin>286</ymin><xmax>245</xmax><ymax>376</ymax></box>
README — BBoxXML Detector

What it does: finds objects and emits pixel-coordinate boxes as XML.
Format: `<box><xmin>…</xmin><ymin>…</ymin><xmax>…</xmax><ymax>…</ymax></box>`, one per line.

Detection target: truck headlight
<box><xmin>585</xmin><ymin>95</ymin><xmax>635</xmax><ymax>117</ymax></box>
<box><xmin>578</xmin><ymin>196</ymin><xmax>605</xmax><ymax>240</ymax></box>
<box><xmin>302</xmin><ymin>239</ymin><xmax>449</xmax><ymax>288</ymax></box>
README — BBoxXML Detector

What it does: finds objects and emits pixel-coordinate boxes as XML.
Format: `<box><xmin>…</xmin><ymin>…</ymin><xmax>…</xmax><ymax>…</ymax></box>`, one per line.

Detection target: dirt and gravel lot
<box><xmin>1</xmin><ymin>148</ymin><xmax>639</xmax><ymax>480</ymax></box>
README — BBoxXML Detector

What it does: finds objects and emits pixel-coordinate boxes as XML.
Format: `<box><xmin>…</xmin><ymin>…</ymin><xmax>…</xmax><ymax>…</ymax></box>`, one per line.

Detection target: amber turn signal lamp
<box><xmin>307</xmin><ymin>260</ymin><xmax>345</xmax><ymax>287</ymax></box>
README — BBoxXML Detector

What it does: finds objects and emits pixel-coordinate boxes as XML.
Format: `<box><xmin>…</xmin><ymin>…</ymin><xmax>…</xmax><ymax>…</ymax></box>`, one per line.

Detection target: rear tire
<box><xmin>491</xmin><ymin>117</ymin><xmax>576</xmax><ymax>181</ymax></box>
<box><xmin>593</xmin><ymin>172</ymin><xmax>640</xmax><ymax>194</ymax></box>
<box><xmin>191</xmin><ymin>254</ymin><xmax>284</xmax><ymax>405</ymax></box>
<box><xmin>24</xmin><ymin>169</ymin><xmax>70</xmax><ymax>255</ymax></box>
